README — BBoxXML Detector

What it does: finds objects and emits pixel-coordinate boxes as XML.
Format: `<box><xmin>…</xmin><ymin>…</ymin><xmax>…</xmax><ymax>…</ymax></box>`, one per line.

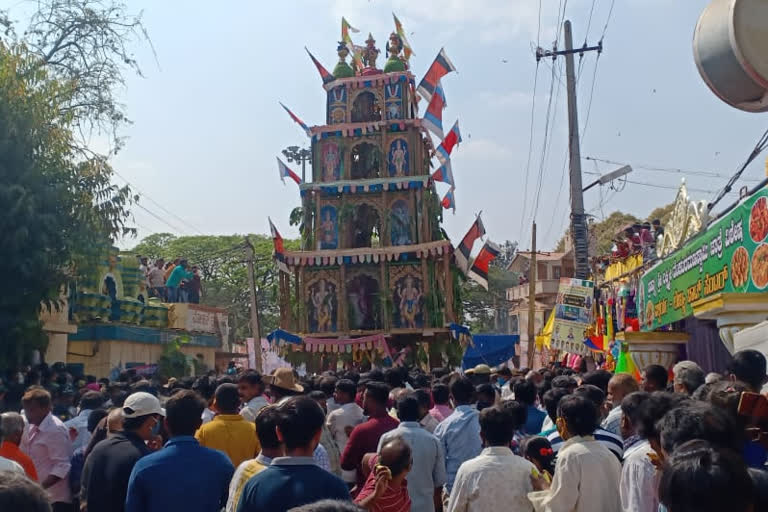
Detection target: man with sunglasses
<box><xmin>80</xmin><ymin>392</ymin><xmax>164</xmax><ymax>512</ymax></box>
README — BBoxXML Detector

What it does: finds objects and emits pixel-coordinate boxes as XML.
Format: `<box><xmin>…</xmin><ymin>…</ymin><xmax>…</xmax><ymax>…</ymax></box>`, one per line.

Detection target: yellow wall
<box><xmin>67</xmin><ymin>340</ymin><xmax>216</xmax><ymax>378</ymax></box>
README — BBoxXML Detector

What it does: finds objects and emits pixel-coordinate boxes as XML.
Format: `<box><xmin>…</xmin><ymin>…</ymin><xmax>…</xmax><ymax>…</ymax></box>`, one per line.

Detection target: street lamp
<box><xmin>582</xmin><ymin>165</ymin><xmax>632</xmax><ymax>192</ymax></box>
<box><xmin>282</xmin><ymin>146</ymin><xmax>313</xmax><ymax>182</ymax></box>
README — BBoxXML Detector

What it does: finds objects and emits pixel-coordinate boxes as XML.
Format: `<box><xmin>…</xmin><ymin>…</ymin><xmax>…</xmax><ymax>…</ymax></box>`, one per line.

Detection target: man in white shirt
<box><xmin>0</xmin><ymin>454</ymin><xmax>23</xmax><ymax>474</ymax></box>
<box><xmin>529</xmin><ymin>395</ymin><xmax>622</xmax><ymax>512</ymax></box>
<box><xmin>325</xmin><ymin>379</ymin><xmax>364</xmax><ymax>483</ymax></box>
<box><xmin>64</xmin><ymin>391</ymin><xmax>104</xmax><ymax>451</ymax></box>
<box><xmin>602</xmin><ymin>373</ymin><xmax>638</xmax><ymax>438</ymax></box>
<box><xmin>620</xmin><ymin>391</ymin><xmax>668</xmax><ymax>512</ymax></box>
<box><xmin>238</xmin><ymin>371</ymin><xmax>270</xmax><ymax>422</ymax></box>
<box><xmin>447</xmin><ymin>403</ymin><xmax>535</xmax><ymax>512</ymax></box>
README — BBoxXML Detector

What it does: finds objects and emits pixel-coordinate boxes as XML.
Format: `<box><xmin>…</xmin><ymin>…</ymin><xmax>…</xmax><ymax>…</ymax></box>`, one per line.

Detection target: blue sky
<box><xmin>7</xmin><ymin>0</ymin><xmax>766</xmax><ymax>251</ymax></box>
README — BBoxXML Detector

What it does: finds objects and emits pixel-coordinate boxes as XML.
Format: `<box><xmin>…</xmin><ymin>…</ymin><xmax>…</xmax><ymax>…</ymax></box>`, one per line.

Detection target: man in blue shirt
<box><xmin>513</xmin><ymin>379</ymin><xmax>547</xmax><ymax>434</ymax></box>
<box><xmin>434</xmin><ymin>377</ymin><xmax>482</xmax><ymax>503</ymax></box>
<box><xmin>125</xmin><ymin>390</ymin><xmax>234</xmax><ymax>512</ymax></box>
<box><xmin>237</xmin><ymin>396</ymin><xmax>350</xmax><ymax>512</ymax></box>
<box><xmin>378</xmin><ymin>393</ymin><xmax>446</xmax><ymax>512</ymax></box>
<box><xmin>165</xmin><ymin>259</ymin><xmax>193</xmax><ymax>303</ymax></box>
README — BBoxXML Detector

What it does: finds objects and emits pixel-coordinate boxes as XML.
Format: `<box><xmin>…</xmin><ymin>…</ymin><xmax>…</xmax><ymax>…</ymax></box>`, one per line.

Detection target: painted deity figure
<box><xmin>390</xmin><ymin>140</ymin><xmax>406</xmax><ymax>177</ymax></box>
<box><xmin>311</xmin><ymin>279</ymin><xmax>333</xmax><ymax>332</ymax></box>
<box><xmin>391</xmin><ymin>201</ymin><xmax>411</xmax><ymax>246</ymax></box>
<box><xmin>323</xmin><ymin>144</ymin><xmax>340</xmax><ymax>181</ymax></box>
<box><xmin>320</xmin><ymin>208</ymin><xmax>337</xmax><ymax>249</ymax></box>
<box><xmin>398</xmin><ymin>276</ymin><xmax>422</xmax><ymax>328</ymax></box>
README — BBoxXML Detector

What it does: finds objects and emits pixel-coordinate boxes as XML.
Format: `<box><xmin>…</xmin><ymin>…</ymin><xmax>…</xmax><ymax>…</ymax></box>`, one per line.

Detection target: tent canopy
<box><xmin>462</xmin><ymin>334</ymin><xmax>520</xmax><ymax>370</ymax></box>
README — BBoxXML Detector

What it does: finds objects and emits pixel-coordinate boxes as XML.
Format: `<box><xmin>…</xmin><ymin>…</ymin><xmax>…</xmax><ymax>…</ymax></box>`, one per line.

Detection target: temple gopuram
<box><xmin>269</xmin><ymin>20</ymin><xmax>463</xmax><ymax>370</ymax></box>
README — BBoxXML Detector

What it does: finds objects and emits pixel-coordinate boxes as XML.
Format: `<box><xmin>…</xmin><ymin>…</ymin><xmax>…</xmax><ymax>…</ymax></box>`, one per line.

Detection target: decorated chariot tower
<box><xmin>270</xmin><ymin>18</ymin><xmax>463</xmax><ymax>369</ymax></box>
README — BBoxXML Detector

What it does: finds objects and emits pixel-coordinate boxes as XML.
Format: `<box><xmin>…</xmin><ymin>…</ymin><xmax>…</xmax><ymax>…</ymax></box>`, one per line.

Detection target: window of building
<box><xmin>553</xmin><ymin>265</ymin><xmax>562</xmax><ymax>279</ymax></box>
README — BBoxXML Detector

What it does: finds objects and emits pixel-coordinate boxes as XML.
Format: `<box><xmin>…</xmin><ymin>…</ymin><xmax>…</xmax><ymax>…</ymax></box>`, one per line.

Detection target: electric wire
<box><xmin>585</xmin><ymin>156</ymin><xmax>764</xmax><ymax>182</ymax></box>
<box><xmin>133</xmin><ymin>203</ymin><xmax>186</xmax><ymax>234</ymax></box>
<box><xmin>708</xmin><ymin>127</ymin><xmax>768</xmax><ymax>211</ymax></box>
<box><xmin>113</xmin><ymin>170</ymin><xmax>207</xmax><ymax>235</ymax></box>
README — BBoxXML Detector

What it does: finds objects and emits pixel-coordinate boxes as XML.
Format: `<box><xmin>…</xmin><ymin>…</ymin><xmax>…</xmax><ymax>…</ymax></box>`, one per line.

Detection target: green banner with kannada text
<box><xmin>640</xmin><ymin>186</ymin><xmax>768</xmax><ymax>330</ymax></box>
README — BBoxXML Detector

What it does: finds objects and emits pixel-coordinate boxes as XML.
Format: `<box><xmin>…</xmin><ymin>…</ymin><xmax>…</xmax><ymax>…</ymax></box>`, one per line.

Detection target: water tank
<box><xmin>693</xmin><ymin>0</ymin><xmax>768</xmax><ymax>112</ymax></box>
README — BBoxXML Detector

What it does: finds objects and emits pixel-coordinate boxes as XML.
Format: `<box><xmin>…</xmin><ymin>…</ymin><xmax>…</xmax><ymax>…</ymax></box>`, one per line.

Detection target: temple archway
<box><xmin>346</xmin><ymin>273</ymin><xmax>382</xmax><ymax>330</ymax></box>
<box><xmin>351</xmin><ymin>142</ymin><xmax>382</xmax><ymax>180</ymax></box>
<box><xmin>351</xmin><ymin>91</ymin><xmax>381</xmax><ymax>123</ymax></box>
<box><xmin>349</xmin><ymin>203</ymin><xmax>382</xmax><ymax>249</ymax></box>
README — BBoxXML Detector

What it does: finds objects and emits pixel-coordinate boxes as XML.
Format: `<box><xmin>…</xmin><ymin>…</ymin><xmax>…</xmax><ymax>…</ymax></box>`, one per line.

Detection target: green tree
<box><xmin>0</xmin><ymin>44</ymin><xmax>134</xmax><ymax>368</ymax></box>
<box><xmin>647</xmin><ymin>202</ymin><xmax>674</xmax><ymax>226</ymax></box>
<box><xmin>555</xmin><ymin>211</ymin><xmax>643</xmax><ymax>254</ymax></box>
<box><xmin>131</xmin><ymin>234</ymin><xmax>300</xmax><ymax>341</ymax></box>
<box><xmin>460</xmin><ymin>265</ymin><xmax>519</xmax><ymax>333</ymax></box>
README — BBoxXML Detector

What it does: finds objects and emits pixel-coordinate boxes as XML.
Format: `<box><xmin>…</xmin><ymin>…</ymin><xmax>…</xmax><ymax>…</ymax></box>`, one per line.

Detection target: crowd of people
<box><xmin>0</xmin><ymin>348</ymin><xmax>767</xmax><ymax>511</ymax></box>
<box><xmin>139</xmin><ymin>257</ymin><xmax>203</xmax><ymax>304</ymax></box>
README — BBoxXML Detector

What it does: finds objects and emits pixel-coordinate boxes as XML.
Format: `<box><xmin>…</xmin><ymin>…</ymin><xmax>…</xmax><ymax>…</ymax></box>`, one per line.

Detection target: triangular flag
<box><xmin>431</xmin><ymin>159</ymin><xmax>454</xmax><ymax>187</ymax></box>
<box><xmin>467</xmin><ymin>240</ymin><xmax>501</xmax><ymax>290</ymax></box>
<box><xmin>393</xmin><ymin>13</ymin><xmax>414</xmax><ymax>61</ymax></box>
<box><xmin>279</xmin><ymin>102</ymin><xmax>311</xmax><ymax>137</ymax></box>
<box><xmin>276</xmin><ymin>157</ymin><xmax>302</xmax><ymax>185</ymax></box>
<box><xmin>454</xmin><ymin>214</ymin><xmax>485</xmax><ymax>273</ymax></box>
<box><xmin>440</xmin><ymin>187</ymin><xmax>456</xmax><ymax>213</ymax></box>
<box><xmin>417</xmin><ymin>48</ymin><xmax>457</xmax><ymax>102</ymax></box>
<box><xmin>268</xmin><ymin>217</ymin><xmax>289</xmax><ymax>273</ymax></box>
<box><xmin>305</xmin><ymin>47</ymin><xmax>335</xmax><ymax>85</ymax></box>
<box><xmin>422</xmin><ymin>80</ymin><xmax>446</xmax><ymax>139</ymax></box>
<box><xmin>436</xmin><ymin>120</ymin><xmax>462</xmax><ymax>165</ymax></box>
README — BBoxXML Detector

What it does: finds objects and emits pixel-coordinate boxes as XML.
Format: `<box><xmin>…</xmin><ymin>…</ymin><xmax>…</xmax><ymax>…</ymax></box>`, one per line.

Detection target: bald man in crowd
<box><xmin>602</xmin><ymin>373</ymin><xmax>639</xmax><ymax>439</ymax></box>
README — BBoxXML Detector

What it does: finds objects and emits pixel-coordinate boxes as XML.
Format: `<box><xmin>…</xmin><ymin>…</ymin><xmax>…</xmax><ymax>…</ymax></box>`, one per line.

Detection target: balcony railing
<box><xmin>506</xmin><ymin>279</ymin><xmax>561</xmax><ymax>301</ymax></box>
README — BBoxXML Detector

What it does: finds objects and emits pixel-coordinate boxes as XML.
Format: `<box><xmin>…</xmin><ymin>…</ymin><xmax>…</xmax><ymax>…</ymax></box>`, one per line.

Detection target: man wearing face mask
<box><xmin>80</xmin><ymin>392</ymin><xmax>165</xmax><ymax>512</ymax></box>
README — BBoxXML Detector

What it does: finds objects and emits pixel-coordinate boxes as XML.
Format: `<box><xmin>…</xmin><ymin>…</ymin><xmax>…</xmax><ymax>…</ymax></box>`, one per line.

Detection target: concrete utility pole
<box><xmin>527</xmin><ymin>222</ymin><xmax>537</xmax><ymax>367</ymax></box>
<box><xmin>537</xmin><ymin>20</ymin><xmax>602</xmax><ymax>280</ymax></box>
<box><xmin>244</xmin><ymin>237</ymin><xmax>263</xmax><ymax>373</ymax></box>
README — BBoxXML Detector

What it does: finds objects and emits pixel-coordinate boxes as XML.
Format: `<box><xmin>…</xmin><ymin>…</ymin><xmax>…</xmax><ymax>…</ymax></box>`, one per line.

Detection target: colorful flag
<box><xmin>341</xmin><ymin>17</ymin><xmax>359</xmax><ymax>39</ymax></box>
<box><xmin>276</xmin><ymin>157</ymin><xmax>302</xmax><ymax>185</ymax></box>
<box><xmin>431</xmin><ymin>159</ymin><xmax>454</xmax><ymax>187</ymax></box>
<box><xmin>435</xmin><ymin>120</ymin><xmax>462</xmax><ymax>165</ymax></box>
<box><xmin>417</xmin><ymin>48</ymin><xmax>456</xmax><ymax>102</ymax></box>
<box><xmin>279</xmin><ymin>102</ymin><xmax>311</xmax><ymax>137</ymax></box>
<box><xmin>422</xmin><ymin>80</ymin><xmax>446</xmax><ymax>139</ymax></box>
<box><xmin>454</xmin><ymin>214</ymin><xmax>486</xmax><ymax>273</ymax></box>
<box><xmin>341</xmin><ymin>17</ymin><xmax>363</xmax><ymax>70</ymax></box>
<box><xmin>305</xmin><ymin>47</ymin><xmax>335</xmax><ymax>85</ymax></box>
<box><xmin>268</xmin><ymin>217</ymin><xmax>289</xmax><ymax>273</ymax></box>
<box><xmin>392</xmin><ymin>13</ymin><xmax>414</xmax><ymax>61</ymax></box>
<box><xmin>440</xmin><ymin>187</ymin><xmax>456</xmax><ymax>213</ymax></box>
<box><xmin>467</xmin><ymin>240</ymin><xmax>501</xmax><ymax>290</ymax></box>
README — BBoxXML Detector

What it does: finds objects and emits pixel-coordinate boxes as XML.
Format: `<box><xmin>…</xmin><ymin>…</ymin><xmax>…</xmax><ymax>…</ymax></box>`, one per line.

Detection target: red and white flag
<box><xmin>467</xmin><ymin>240</ymin><xmax>501</xmax><ymax>290</ymax></box>
<box><xmin>277</xmin><ymin>157</ymin><xmax>302</xmax><ymax>186</ymax></box>
<box><xmin>454</xmin><ymin>214</ymin><xmax>486</xmax><ymax>273</ymax></box>
<box><xmin>268</xmin><ymin>217</ymin><xmax>289</xmax><ymax>273</ymax></box>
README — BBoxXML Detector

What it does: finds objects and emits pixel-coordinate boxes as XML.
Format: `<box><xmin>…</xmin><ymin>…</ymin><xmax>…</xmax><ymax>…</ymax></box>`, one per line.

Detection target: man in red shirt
<box><xmin>341</xmin><ymin>381</ymin><xmax>398</xmax><ymax>494</ymax></box>
<box><xmin>0</xmin><ymin>412</ymin><xmax>38</xmax><ymax>480</ymax></box>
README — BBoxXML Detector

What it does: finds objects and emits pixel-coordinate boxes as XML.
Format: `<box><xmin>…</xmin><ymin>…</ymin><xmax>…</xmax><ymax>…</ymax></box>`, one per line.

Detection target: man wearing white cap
<box><xmin>80</xmin><ymin>392</ymin><xmax>165</xmax><ymax>512</ymax></box>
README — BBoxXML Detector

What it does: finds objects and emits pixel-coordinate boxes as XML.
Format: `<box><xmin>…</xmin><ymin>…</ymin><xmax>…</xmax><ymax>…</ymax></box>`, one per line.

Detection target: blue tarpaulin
<box><xmin>462</xmin><ymin>334</ymin><xmax>520</xmax><ymax>370</ymax></box>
